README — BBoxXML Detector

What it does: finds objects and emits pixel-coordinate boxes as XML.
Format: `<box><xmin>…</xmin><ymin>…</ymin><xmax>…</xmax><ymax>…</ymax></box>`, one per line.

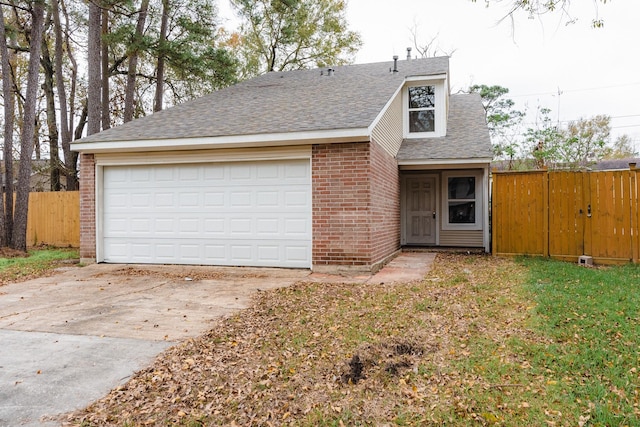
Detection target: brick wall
<box><xmin>79</xmin><ymin>153</ymin><xmax>96</xmax><ymax>262</ymax></box>
<box><xmin>312</xmin><ymin>142</ymin><xmax>371</xmax><ymax>267</ymax></box>
<box><xmin>369</xmin><ymin>138</ymin><xmax>401</xmax><ymax>265</ymax></box>
<box><xmin>312</xmin><ymin>141</ymin><xmax>400</xmax><ymax>270</ymax></box>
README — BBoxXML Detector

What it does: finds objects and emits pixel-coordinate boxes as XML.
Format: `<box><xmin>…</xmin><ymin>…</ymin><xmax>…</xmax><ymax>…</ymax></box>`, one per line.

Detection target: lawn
<box><xmin>0</xmin><ymin>247</ymin><xmax>79</xmax><ymax>285</ymax></box>
<box><xmin>67</xmin><ymin>254</ymin><xmax>640</xmax><ymax>426</ymax></box>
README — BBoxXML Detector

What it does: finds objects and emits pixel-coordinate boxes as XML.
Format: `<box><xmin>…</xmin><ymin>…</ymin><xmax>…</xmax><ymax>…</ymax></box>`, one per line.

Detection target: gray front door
<box><xmin>405</xmin><ymin>176</ymin><xmax>436</xmax><ymax>245</ymax></box>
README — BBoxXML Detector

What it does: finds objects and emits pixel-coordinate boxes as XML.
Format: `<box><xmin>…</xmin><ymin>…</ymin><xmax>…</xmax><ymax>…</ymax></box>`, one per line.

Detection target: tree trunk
<box><xmin>124</xmin><ymin>0</ymin><xmax>150</xmax><ymax>122</ymax></box>
<box><xmin>0</xmin><ymin>5</ymin><xmax>13</xmax><ymax>246</ymax></box>
<box><xmin>101</xmin><ymin>6</ymin><xmax>110</xmax><ymax>130</ymax></box>
<box><xmin>12</xmin><ymin>1</ymin><xmax>45</xmax><ymax>251</ymax></box>
<box><xmin>52</xmin><ymin>0</ymin><xmax>75</xmax><ymax>189</ymax></box>
<box><xmin>154</xmin><ymin>0</ymin><xmax>169</xmax><ymax>112</ymax></box>
<box><xmin>74</xmin><ymin>101</ymin><xmax>88</xmax><ymax>142</ymax></box>
<box><xmin>59</xmin><ymin>0</ymin><xmax>79</xmax><ymax>189</ymax></box>
<box><xmin>42</xmin><ymin>41</ymin><xmax>61</xmax><ymax>191</ymax></box>
<box><xmin>87</xmin><ymin>1</ymin><xmax>102</xmax><ymax>136</ymax></box>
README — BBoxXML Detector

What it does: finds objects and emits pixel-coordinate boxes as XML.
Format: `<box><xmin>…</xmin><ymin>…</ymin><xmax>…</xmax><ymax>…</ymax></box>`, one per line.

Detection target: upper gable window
<box><xmin>404</xmin><ymin>79</ymin><xmax>446</xmax><ymax>138</ymax></box>
<box><xmin>408</xmin><ymin>85</ymin><xmax>435</xmax><ymax>133</ymax></box>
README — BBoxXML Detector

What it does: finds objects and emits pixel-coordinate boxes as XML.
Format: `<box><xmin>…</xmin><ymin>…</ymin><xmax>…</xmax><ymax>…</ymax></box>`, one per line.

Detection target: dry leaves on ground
<box><xmin>65</xmin><ymin>253</ymin><xmax>542</xmax><ymax>426</ymax></box>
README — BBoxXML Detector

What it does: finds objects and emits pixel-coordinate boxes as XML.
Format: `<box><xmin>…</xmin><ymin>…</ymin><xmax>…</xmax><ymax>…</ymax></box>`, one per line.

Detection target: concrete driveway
<box><xmin>0</xmin><ymin>252</ymin><xmax>435</xmax><ymax>426</ymax></box>
<box><xmin>0</xmin><ymin>263</ymin><xmax>309</xmax><ymax>426</ymax></box>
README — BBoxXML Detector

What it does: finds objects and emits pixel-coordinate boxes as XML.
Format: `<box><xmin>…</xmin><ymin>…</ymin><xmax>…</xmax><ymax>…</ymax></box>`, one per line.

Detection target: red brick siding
<box><xmin>369</xmin><ymin>139</ymin><xmax>401</xmax><ymax>264</ymax></box>
<box><xmin>312</xmin><ymin>141</ymin><xmax>400</xmax><ymax>269</ymax></box>
<box><xmin>312</xmin><ymin>143</ymin><xmax>371</xmax><ymax>266</ymax></box>
<box><xmin>79</xmin><ymin>153</ymin><xmax>96</xmax><ymax>261</ymax></box>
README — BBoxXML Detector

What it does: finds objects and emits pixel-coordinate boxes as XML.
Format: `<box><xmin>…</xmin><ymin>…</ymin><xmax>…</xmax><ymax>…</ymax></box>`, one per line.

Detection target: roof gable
<box><xmin>75</xmin><ymin>57</ymin><xmax>450</xmax><ymax>145</ymax></box>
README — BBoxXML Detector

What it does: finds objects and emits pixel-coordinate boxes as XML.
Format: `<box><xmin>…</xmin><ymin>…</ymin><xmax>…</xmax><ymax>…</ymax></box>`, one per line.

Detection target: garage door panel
<box><xmin>103</xmin><ymin>237</ymin><xmax>311</xmax><ymax>268</ymax></box>
<box><xmin>102</xmin><ymin>160</ymin><xmax>311</xmax><ymax>268</ymax></box>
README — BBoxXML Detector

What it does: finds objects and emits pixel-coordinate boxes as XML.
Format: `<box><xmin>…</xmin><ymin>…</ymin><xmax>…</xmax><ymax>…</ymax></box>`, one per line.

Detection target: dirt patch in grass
<box><xmin>0</xmin><ymin>247</ymin><xmax>28</xmax><ymax>258</ymax></box>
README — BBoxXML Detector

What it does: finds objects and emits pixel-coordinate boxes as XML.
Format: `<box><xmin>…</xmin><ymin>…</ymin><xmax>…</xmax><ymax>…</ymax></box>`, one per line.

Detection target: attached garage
<box><xmin>97</xmin><ymin>157</ymin><xmax>312</xmax><ymax>268</ymax></box>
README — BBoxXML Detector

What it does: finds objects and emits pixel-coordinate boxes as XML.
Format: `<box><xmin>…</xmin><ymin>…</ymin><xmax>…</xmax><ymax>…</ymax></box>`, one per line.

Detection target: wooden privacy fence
<box><xmin>492</xmin><ymin>166</ymin><xmax>639</xmax><ymax>264</ymax></box>
<box><xmin>26</xmin><ymin>191</ymin><xmax>79</xmax><ymax>247</ymax></box>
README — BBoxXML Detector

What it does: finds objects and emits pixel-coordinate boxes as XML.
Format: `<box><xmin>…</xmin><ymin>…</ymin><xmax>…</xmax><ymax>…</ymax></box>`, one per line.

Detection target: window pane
<box><xmin>448</xmin><ymin>177</ymin><xmax>475</xmax><ymax>199</ymax></box>
<box><xmin>449</xmin><ymin>201</ymin><xmax>475</xmax><ymax>223</ymax></box>
<box><xmin>408</xmin><ymin>86</ymin><xmax>435</xmax><ymax>108</ymax></box>
<box><xmin>409</xmin><ymin>110</ymin><xmax>435</xmax><ymax>133</ymax></box>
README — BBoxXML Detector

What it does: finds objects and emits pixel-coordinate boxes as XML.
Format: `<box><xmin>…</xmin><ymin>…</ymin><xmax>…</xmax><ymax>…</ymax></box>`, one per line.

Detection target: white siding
<box><xmin>371</xmin><ymin>93</ymin><xmax>403</xmax><ymax>156</ymax></box>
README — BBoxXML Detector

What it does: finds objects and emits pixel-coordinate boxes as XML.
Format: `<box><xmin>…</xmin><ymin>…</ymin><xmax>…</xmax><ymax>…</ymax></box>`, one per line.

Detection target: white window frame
<box><xmin>403</xmin><ymin>78</ymin><xmax>446</xmax><ymax>138</ymax></box>
<box><xmin>441</xmin><ymin>170</ymin><xmax>483</xmax><ymax>231</ymax></box>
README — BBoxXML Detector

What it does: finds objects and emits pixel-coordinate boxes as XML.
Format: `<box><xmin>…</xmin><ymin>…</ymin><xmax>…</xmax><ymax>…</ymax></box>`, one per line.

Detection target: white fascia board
<box><xmin>72</xmin><ymin>128</ymin><xmax>370</xmax><ymax>153</ymax></box>
<box><xmin>398</xmin><ymin>158</ymin><xmax>492</xmax><ymax>169</ymax></box>
<box><xmin>404</xmin><ymin>73</ymin><xmax>448</xmax><ymax>83</ymax></box>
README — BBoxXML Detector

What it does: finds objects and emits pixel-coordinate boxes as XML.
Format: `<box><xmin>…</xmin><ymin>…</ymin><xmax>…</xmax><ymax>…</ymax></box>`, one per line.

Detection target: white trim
<box><xmin>94</xmin><ymin>147</ymin><xmax>314</xmax><ymax>265</ymax></box>
<box><xmin>404</xmin><ymin>74</ymin><xmax>447</xmax><ymax>82</ymax></box>
<box><xmin>398</xmin><ymin>159</ymin><xmax>492</xmax><ymax>168</ymax></box>
<box><xmin>72</xmin><ymin>128</ymin><xmax>369</xmax><ymax>154</ymax></box>
<box><xmin>96</xmin><ymin>157</ymin><xmax>313</xmax><ymax>268</ymax></box>
<box><xmin>403</xmin><ymin>78</ymin><xmax>447</xmax><ymax>138</ymax></box>
<box><xmin>483</xmin><ymin>165</ymin><xmax>490</xmax><ymax>252</ymax></box>
<box><xmin>94</xmin><ymin>146</ymin><xmax>312</xmax><ymax>166</ymax></box>
<box><xmin>95</xmin><ymin>164</ymin><xmax>104</xmax><ymax>262</ymax></box>
<box><xmin>441</xmin><ymin>170</ymin><xmax>484</xmax><ymax>231</ymax></box>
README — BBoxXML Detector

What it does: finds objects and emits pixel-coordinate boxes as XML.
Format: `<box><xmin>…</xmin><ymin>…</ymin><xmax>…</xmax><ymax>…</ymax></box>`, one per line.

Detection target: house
<box><xmin>72</xmin><ymin>56</ymin><xmax>492</xmax><ymax>272</ymax></box>
<box><xmin>2</xmin><ymin>160</ymin><xmax>69</xmax><ymax>192</ymax></box>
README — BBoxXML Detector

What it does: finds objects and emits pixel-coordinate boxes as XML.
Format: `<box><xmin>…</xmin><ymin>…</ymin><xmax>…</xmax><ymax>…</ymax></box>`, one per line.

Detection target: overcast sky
<box><xmin>221</xmin><ymin>1</ymin><xmax>640</xmax><ymax>149</ymax></box>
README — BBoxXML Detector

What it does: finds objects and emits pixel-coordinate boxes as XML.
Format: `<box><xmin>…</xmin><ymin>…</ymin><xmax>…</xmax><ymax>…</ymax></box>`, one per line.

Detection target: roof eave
<box><xmin>72</xmin><ymin>128</ymin><xmax>371</xmax><ymax>154</ymax></box>
<box><xmin>398</xmin><ymin>158</ymin><xmax>492</xmax><ymax>170</ymax></box>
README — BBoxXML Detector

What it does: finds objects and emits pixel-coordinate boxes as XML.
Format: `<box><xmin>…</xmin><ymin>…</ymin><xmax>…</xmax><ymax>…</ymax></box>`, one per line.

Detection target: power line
<box><xmin>510</xmin><ymin>81</ymin><xmax>640</xmax><ymax>98</ymax></box>
<box><xmin>612</xmin><ymin>124</ymin><xmax>640</xmax><ymax>129</ymax></box>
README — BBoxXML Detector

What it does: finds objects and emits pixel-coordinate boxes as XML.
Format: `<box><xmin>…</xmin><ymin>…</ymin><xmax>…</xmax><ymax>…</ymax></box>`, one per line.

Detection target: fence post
<box><xmin>542</xmin><ymin>168</ymin><xmax>549</xmax><ymax>258</ymax></box>
<box><xmin>631</xmin><ymin>163</ymin><xmax>639</xmax><ymax>264</ymax></box>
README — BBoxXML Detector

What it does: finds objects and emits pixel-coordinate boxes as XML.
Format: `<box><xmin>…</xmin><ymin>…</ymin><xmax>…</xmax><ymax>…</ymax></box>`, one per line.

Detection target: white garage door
<box><xmin>101</xmin><ymin>159</ymin><xmax>311</xmax><ymax>268</ymax></box>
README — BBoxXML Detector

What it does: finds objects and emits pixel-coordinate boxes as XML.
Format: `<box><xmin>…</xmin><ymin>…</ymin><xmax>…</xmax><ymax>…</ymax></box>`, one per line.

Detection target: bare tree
<box><xmin>471</xmin><ymin>0</ymin><xmax>608</xmax><ymax>27</ymax></box>
<box><xmin>53</xmin><ymin>0</ymin><xmax>79</xmax><ymax>189</ymax></box>
<box><xmin>87</xmin><ymin>0</ymin><xmax>102</xmax><ymax>135</ymax></box>
<box><xmin>13</xmin><ymin>0</ymin><xmax>45</xmax><ymax>251</ymax></box>
<box><xmin>409</xmin><ymin>23</ymin><xmax>456</xmax><ymax>58</ymax></box>
<box><xmin>0</xmin><ymin>4</ymin><xmax>14</xmax><ymax>246</ymax></box>
<box><xmin>124</xmin><ymin>0</ymin><xmax>149</xmax><ymax>122</ymax></box>
<box><xmin>153</xmin><ymin>0</ymin><xmax>169</xmax><ymax>112</ymax></box>
<box><xmin>100</xmin><ymin>5</ymin><xmax>110</xmax><ymax>129</ymax></box>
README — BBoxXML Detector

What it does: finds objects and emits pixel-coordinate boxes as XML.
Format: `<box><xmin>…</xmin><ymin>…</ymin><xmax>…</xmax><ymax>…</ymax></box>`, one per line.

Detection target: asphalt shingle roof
<box><xmin>77</xmin><ymin>57</ymin><xmax>450</xmax><ymax>144</ymax></box>
<box><xmin>397</xmin><ymin>93</ymin><xmax>493</xmax><ymax>161</ymax></box>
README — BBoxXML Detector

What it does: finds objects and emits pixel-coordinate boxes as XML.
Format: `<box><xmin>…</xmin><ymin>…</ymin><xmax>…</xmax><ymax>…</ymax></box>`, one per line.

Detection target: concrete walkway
<box><xmin>0</xmin><ymin>251</ymin><xmax>436</xmax><ymax>426</ymax></box>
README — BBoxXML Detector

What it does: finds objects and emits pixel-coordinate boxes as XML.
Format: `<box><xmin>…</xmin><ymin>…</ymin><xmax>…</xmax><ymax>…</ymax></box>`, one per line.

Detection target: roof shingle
<box><xmin>397</xmin><ymin>93</ymin><xmax>492</xmax><ymax>162</ymax></box>
<box><xmin>77</xmin><ymin>57</ymin><xmax>450</xmax><ymax>144</ymax></box>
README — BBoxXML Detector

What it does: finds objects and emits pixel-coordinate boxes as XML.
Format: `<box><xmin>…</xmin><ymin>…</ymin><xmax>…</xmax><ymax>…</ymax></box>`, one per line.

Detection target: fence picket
<box><xmin>26</xmin><ymin>191</ymin><xmax>80</xmax><ymax>247</ymax></box>
<box><xmin>493</xmin><ymin>168</ymin><xmax>637</xmax><ymax>264</ymax></box>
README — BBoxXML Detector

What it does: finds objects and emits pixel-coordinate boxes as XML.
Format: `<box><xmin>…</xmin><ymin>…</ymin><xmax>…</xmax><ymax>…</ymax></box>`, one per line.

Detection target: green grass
<box><xmin>521</xmin><ymin>258</ymin><xmax>640</xmax><ymax>426</ymax></box>
<box><xmin>0</xmin><ymin>247</ymin><xmax>79</xmax><ymax>284</ymax></box>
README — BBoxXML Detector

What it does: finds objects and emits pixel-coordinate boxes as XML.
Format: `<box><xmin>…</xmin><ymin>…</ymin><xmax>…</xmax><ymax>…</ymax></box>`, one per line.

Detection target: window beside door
<box><xmin>442</xmin><ymin>171</ymin><xmax>483</xmax><ymax>230</ymax></box>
